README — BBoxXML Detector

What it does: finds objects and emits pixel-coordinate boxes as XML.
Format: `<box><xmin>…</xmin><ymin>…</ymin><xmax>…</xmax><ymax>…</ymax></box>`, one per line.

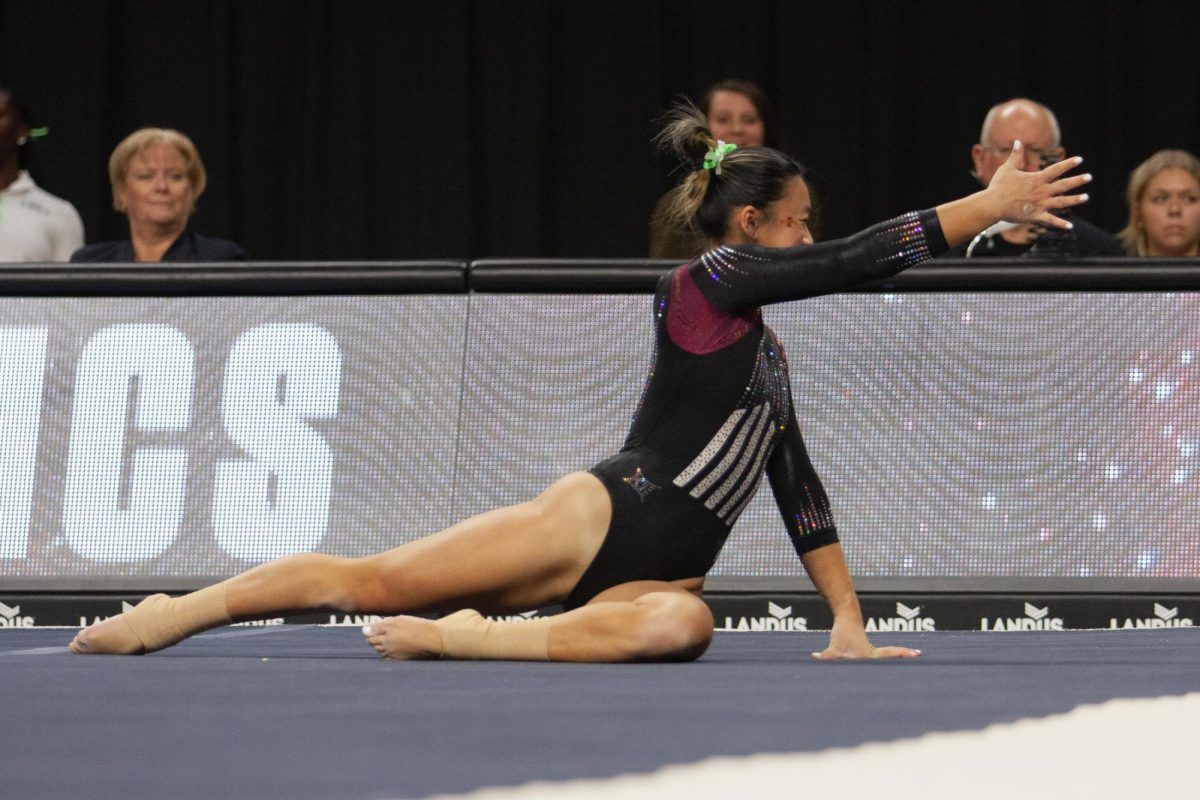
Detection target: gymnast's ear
<box><xmin>728</xmin><ymin>204</ymin><xmax>761</xmax><ymax>244</ymax></box>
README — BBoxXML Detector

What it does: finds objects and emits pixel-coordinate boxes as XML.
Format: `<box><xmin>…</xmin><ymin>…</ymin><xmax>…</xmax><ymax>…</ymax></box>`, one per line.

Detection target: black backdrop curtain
<box><xmin>2</xmin><ymin>0</ymin><xmax>1198</xmax><ymax>260</ymax></box>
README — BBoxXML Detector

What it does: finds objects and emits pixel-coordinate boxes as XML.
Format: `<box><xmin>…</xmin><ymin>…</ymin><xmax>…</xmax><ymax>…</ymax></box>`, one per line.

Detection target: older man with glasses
<box><xmin>945</xmin><ymin>97</ymin><xmax>1123</xmax><ymax>258</ymax></box>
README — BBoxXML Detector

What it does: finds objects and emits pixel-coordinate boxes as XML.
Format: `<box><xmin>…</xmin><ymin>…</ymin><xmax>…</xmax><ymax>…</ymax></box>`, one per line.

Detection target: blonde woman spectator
<box><xmin>72</xmin><ymin>128</ymin><xmax>244</xmax><ymax>262</ymax></box>
<box><xmin>1119</xmin><ymin>149</ymin><xmax>1200</xmax><ymax>257</ymax></box>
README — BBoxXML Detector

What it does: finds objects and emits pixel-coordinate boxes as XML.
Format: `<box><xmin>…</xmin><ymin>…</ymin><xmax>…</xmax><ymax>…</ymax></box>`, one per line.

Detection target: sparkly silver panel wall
<box><xmin>2</xmin><ymin>292</ymin><xmax>1197</xmax><ymax>585</ymax></box>
<box><xmin>0</xmin><ymin>297</ymin><xmax>465</xmax><ymax>582</ymax></box>
<box><xmin>461</xmin><ymin>293</ymin><xmax>1200</xmax><ymax>581</ymax></box>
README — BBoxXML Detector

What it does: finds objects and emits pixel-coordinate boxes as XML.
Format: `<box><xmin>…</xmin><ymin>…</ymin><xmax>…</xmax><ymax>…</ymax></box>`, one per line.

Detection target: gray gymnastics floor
<box><xmin>1</xmin><ymin>626</ymin><xmax>1198</xmax><ymax>799</ymax></box>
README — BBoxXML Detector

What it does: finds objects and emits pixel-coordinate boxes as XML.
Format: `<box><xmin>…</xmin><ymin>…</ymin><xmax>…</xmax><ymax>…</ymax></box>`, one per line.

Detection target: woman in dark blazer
<box><xmin>72</xmin><ymin>128</ymin><xmax>244</xmax><ymax>262</ymax></box>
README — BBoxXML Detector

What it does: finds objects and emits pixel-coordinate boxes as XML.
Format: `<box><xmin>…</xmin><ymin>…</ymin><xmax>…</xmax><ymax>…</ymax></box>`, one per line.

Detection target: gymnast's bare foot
<box><xmin>362</xmin><ymin>612</ymin><xmax>464</xmax><ymax>660</ymax></box>
<box><xmin>69</xmin><ymin>594</ymin><xmax>171</xmax><ymax>655</ymax></box>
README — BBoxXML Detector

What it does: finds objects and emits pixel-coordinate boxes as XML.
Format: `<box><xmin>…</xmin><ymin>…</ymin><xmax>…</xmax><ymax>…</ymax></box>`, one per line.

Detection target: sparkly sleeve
<box><xmin>690</xmin><ymin>209</ymin><xmax>946</xmax><ymax>312</ymax></box>
<box><xmin>766</xmin><ymin>408</ymin><xmax>840</xmax><ymax>557</ymax></box>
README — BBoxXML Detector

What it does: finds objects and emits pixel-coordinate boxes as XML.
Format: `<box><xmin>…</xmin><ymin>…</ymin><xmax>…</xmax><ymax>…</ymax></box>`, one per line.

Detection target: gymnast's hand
<box><xmin>810</xmin><ymin>616</ymin><xmax>922</xmax><ymax>660</ymax></box>
<box><xmin>987</xmin><ymin>140</ymin><xmax>1093</xmax><ymax>229</ymax></box>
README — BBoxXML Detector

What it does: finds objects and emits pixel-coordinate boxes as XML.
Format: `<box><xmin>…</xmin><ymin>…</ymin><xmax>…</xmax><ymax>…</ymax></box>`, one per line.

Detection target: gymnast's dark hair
<box><xmin>653</xmin><ymin>102</ymin><xmax>803</xmax><ymax>242</ymax></box>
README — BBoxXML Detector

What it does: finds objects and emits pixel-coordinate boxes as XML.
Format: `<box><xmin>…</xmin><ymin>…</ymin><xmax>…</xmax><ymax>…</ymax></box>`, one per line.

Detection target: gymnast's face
<box><xmin>707</xmin><ymin>90</ymin><xmax>764</xmax><ymax>149</ymax></box>
<box><xmin>750</xmin><ymin>176</ymin><xmax>813</xmax><ymax>249</ymax></box>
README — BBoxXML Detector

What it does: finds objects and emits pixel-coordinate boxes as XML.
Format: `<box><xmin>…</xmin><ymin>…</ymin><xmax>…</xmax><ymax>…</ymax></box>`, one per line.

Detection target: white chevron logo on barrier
<box><xmin>768</xmin><ymin>602</ymin><xmax>792</xmax><ymax>619</ymax></box>
<box><xmin>122</xmin><ymin>601</ymin><xmax>136</xmax><ymax>613</ymax></box>
<box><xmin>1154</xmin><ymin>603</ymin><xmax>1178</xmax><ymax>621</ymax></box>
<box><xmin>1024</xmin><ymin>603</ymin><xmax>1049</xmax><ymax>620</ymax></box>
<box><xmin>896</xmin><ymin>603</ymin><xmax>921</xmax><ymax>620</ymax></box>
<box><xmin>0</xmin><ymin>602</ymin><xmax>20</xmax><ymax>618</ymax></box>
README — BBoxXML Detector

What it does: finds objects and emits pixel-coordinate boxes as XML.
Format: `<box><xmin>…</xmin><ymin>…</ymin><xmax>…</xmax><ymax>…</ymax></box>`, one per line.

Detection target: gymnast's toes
<box><xmin>362</xmin><ymin>615</ymin><xmax>444</xmax><ymax>660</ymax></box>
<box><xmin>70</xmin><ymin>614</ymin><xmax>147</xmax><ymax>656</ymax></box>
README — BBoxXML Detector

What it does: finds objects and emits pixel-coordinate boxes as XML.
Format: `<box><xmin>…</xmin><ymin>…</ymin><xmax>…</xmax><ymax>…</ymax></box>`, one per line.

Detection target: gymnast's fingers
<box><xmin>1039</xmin><ymin>154</ymin><xmax>1085</xmax><ymax>181</ymax></box>
<box><xmin>1034</xmin><ymin>210</ymin><xmax>1075</xmax><ymax>229</ymax></box>
<box><xmin>1045</xmin><ymin>191</ymin><xmax>1089</xmax><ymax>211</ymax></box>
<box><xmin>1004</xmin><ymin>139</ymin><xmax>1027</xmax><ymax>168</ymax></box>
<box><xmin>1050</xmin><ymin>172</ymin><xmax>1092</xmax><ymax>196</ymax></box>
<box><xmin>867</xmin><ymin>645</ymin><xmax>922</xmax><ymax>659</ymax></box>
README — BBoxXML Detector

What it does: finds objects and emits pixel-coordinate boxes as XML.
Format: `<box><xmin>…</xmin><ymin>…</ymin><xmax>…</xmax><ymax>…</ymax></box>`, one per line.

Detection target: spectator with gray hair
<box><xmin>947</xmin><ymin>97</ymin><xmax>1123</xmax><ymax>257</ymax></box>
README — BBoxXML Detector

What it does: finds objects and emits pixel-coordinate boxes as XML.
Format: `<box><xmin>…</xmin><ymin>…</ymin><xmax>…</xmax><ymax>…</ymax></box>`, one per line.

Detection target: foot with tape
<box><xmin>362</xmin><ymin>614</ymin><xmax>446</xmax><ymax>660</ymax></box>
<box><xmin>70</xmin><ymin>586</ymin><xmax>230</xmax><ymax>655</ymax></box>
<box><xmin>70</xmin><ymin>594</ymin><xmax>171</xmax><ymax>655</ymax></box>
<box><xmin>364</xmin><ymin>608</ymin><xmax>551</xmax><ymax>661</ymax></box>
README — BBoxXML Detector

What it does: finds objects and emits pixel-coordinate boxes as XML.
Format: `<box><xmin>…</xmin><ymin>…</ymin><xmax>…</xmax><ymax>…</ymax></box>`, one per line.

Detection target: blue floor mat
<box><xmin>2</xmin><ymin>627</ymin><xmax>1197</xmax><ymax>799</ymax></box>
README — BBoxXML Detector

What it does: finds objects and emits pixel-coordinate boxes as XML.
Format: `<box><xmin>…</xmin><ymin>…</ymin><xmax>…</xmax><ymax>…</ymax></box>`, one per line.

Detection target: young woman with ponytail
<box><xmin>72</xmin><ymin>105</ymin><xmax>1090</xmax><ymax>663</ymax></box>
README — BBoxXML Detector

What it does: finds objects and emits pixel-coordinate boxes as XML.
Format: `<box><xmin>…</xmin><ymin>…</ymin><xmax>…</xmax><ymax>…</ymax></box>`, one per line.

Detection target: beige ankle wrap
<box><xmin>121</xmin><ymin>585</ymin><xmax>231</xmax><ymax>653</ymax></box>
<box><xmin>436</xmin><ymin>609</ymin><xmax>551</xmax><ymax>661</ymax></box>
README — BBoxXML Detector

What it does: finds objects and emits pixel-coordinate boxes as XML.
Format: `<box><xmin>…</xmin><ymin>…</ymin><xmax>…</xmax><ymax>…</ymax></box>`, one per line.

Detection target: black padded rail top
<box><xmin>5</xmin><ymin>257</ymin><xmax>1200</xmax><ymax>297</ymax></box>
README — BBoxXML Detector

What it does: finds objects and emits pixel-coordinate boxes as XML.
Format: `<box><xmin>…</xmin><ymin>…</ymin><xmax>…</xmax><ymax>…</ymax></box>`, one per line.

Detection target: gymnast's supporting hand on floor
<box><xmin>70</xmin><ymin>107</ymin><xmax>1088</xmax><ymax>663</ymax></box>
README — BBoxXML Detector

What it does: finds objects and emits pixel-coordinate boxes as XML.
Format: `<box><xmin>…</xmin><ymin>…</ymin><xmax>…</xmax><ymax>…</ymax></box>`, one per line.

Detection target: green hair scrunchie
<box><xmin>702</xmin><ymin>140</ymin><xmax>737</xmax><ymax>175</ymax></box>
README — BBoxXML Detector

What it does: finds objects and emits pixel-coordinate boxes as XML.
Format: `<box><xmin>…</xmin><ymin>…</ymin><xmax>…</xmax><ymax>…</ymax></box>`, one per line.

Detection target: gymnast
<box><xmin>71</xmin><ymin>105</ymin><xmax>1090</xmax><ymax>662</ymax></box>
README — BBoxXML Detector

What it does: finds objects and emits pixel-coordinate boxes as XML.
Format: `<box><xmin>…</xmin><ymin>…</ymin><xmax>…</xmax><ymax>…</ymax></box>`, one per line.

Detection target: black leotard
<box><xmin>566</xmin><ymin>210</ymin><xmax>947</xmax><ymax>609</ymax></box>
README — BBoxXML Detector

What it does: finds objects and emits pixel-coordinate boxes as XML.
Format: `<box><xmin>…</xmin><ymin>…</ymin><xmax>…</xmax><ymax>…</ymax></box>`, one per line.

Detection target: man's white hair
<box><xmin>979</xmin><ymin>98</ymin><xmax>1062</xmax><ymax>147</ymax></box>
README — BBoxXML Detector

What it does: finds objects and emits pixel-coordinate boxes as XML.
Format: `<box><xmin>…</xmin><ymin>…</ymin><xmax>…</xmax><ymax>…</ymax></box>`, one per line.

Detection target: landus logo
<box><xmin>0</xmin><ymin>601</ymin><xmax>35</xmax><ymax>627</ymax></box>
<box><xmin>1109</xmin><ymin>602</ymin><xmax>1194</xmax><ymax>629</ymax></box>
<box><xmin>328</xmin><ymin>613</ymin><xmax>384</xmax><ymax>626</ymax></box>
<box><xmin>980</xmin><ymin>602</ymin><xmax>1064</xmax><ymax>632</ymax></box>
<box><xmin>866</xmin><ymin>602</ymin><xmax>935</xmax><ymax>632</ymax></box>
<box><xmin>487</xmin><ymin>610</ymin><xmax>541</xmax><ymax>623</ymax></box>
<box><xmin>80</xmin><ymin>600</ymin><xmax>138</xmax><ymax>627</ymax></box>
<box><xmin>720</xmin><ymin>601</ymin><xmax>808</xmax><ymax>632</ymax></box>
<box><xmin>232</xmin><ymin>618</ymin><xmax>285</xmax><ymax>627</ymax></box>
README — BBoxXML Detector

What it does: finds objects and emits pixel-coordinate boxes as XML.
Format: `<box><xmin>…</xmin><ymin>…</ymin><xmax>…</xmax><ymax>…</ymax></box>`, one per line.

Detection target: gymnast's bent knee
<box><xmin>633</xmin><ymin>591</ymin><xmax>715</xmax><ymax>662</ymax></box>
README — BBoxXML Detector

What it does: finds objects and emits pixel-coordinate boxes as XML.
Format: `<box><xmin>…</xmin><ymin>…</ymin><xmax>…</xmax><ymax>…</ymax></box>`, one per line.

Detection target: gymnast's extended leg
<box><xmin>363</xmin><ymin>579</ymin><xmax>715</xmax><ymax>663</ymax></box>
<box><xmin>70</xmin><ymin>472</ymin><xmax>611</xmax><ymax>655</ymax></box>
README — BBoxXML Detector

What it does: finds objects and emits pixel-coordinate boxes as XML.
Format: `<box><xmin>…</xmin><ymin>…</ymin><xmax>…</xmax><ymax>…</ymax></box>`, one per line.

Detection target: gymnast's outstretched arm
<box><xmin>692</xmin><ymin>141</ymin><xmax>1091</xmax><ymax>312</ymax></box>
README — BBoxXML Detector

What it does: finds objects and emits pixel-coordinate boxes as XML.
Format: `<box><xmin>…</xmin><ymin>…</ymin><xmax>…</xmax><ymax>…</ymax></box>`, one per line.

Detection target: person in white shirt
<box><xmin>0</xmin><ymin>86</ymin><xmax>84</xmax><ymax>262</ymax></box>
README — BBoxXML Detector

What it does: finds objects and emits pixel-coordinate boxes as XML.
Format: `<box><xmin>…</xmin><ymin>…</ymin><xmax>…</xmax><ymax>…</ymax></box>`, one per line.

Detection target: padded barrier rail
<box><xmin>4</xmin><ymin>257</ymin><xmax>1200</xmax><ymax>296</ymax></box>
<box><xmin>470</xmin><ymin>258</ymin><xmax>1200</xmax><ymax>294</ymax></box>
<box><xmin>0</xmin><ymin>261</ymin><xmax>468</xmax><ymax>296</ymax></box>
